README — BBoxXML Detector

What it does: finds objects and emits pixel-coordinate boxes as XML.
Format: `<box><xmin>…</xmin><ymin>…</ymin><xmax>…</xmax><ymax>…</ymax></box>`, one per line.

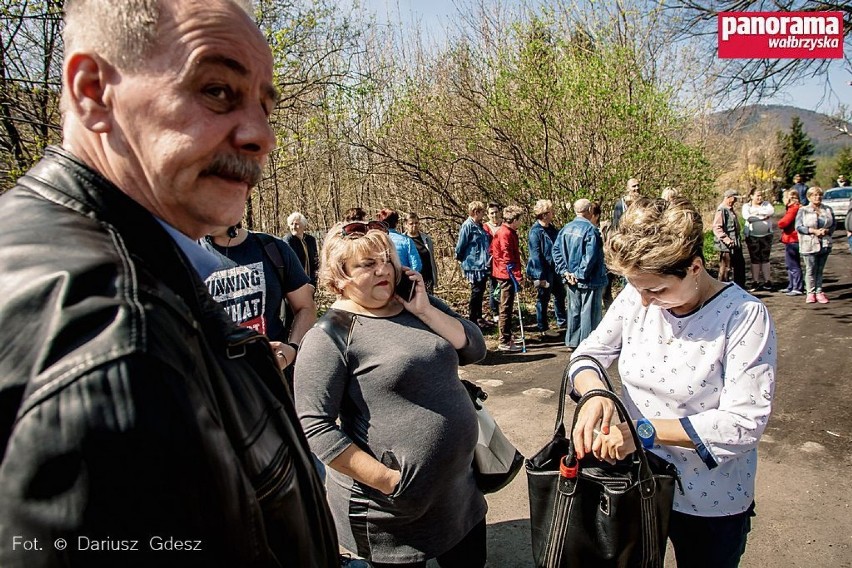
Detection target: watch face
<box><xmin>637</xmin><ymin>421</ymin><xmax>654</xmax><ymax>440</ymax></box>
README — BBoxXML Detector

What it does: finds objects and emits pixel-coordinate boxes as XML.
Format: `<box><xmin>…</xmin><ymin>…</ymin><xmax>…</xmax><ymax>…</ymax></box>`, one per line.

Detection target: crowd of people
<box><xmin>0</xmin><ymin>1</ymin><xmax>845</xmax><ymax>567</ymax></box>
<box><xmin>713</xmin><ymin>174</ymin><xmax>846</xmax><ymax>304</ymax></box>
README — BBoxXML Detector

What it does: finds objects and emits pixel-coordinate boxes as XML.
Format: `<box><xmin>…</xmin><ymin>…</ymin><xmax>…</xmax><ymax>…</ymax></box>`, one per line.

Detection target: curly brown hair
<box><xmin>605</xmin><ymin>197</ymin><xmax>704</xmax><ymax>278</ymax></box>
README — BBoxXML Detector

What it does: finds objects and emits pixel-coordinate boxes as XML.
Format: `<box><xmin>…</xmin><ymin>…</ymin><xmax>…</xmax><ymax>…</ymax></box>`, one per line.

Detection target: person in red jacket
<box><xmin>491</xmin><ymin>205</ymin><xmax>525</xmax><ymax>351</ymax></box>
<box><xmin>777</xmin><ymin>188</ymin><xmax>804</xmax><ymax>295</ymax></box>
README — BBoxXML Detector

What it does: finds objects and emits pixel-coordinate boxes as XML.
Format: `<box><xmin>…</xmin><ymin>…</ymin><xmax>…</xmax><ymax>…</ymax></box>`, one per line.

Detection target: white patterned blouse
<box><xmin>569</xmin><ymin>284</ymin><xmax>776</xmax><ymax>517</ymax></box>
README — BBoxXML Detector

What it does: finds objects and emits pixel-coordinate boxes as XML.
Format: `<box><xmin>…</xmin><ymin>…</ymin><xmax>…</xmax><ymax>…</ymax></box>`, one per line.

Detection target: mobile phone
<box><xmin>395</xmin><ymin>275</ymin><xmax>416</xmax><ymax>302</ymax></box>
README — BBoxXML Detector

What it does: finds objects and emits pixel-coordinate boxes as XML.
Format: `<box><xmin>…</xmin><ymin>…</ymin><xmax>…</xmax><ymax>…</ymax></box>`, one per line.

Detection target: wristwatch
<box><xmin>636</xmin><ymin>418</ymin><xmax>656</xmax><ymax>449</ymax></box>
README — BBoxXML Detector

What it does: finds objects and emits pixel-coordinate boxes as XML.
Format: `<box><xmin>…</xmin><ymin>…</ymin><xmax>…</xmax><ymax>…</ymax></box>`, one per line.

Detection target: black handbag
<box><xmin>526</xmin><ymin>356</ymin><xmax>680</xmax><ymax>568</ymax></box>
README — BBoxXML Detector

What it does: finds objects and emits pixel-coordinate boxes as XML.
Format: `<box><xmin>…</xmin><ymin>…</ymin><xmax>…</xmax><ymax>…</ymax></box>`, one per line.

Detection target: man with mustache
<box><xmin>0</xmin><ymin>1</ymin><xmax>337</xmax><ymax>567</ymax></box>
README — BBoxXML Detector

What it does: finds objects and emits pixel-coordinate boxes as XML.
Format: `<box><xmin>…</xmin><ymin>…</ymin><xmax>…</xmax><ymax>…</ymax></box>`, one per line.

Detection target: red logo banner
<box><xmin>718</xmin><ymin>12</ymin><xmax>844</xmax><ymax>59</ymax></box>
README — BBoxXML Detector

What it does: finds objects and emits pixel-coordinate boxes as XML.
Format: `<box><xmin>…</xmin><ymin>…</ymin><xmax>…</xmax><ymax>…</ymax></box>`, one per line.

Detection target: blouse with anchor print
<box><xmin>569</xmin><ymin>284</ymin><xmax>776</xmax><ymax>516</ymax></box>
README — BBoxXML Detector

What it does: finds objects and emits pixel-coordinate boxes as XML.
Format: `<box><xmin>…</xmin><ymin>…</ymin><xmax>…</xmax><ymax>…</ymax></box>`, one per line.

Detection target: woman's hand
<box><xmin>377</xmin><ymin>467</ymin><xmax>402</xmax><ymax>496</ymax></box>
<box><xmin>397</xmin><ymin>268</ymin><xmax>428</xmax><ymax>314</ymax></box>
<box><xmin>594</xmin><ymin>422</ymin><xmax>637</xmax><ymax>464</ymax></box>
<box><xmin>571</xmin><ymin>394</ymin><xmax>617</xmax><ymax>459</ymax></box>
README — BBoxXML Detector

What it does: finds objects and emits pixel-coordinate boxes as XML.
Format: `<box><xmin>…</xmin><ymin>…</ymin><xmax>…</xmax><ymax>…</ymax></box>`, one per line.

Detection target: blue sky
<box><xmin>356</xmin><ymin>0</ymin><xmax>852</xmax><ymax>114</ymax></box>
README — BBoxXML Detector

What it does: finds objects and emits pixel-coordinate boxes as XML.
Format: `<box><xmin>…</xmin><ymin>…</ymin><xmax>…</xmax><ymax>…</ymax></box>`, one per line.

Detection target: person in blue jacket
<box><xmin>378</xmin><ymin>208</ymin><xmax>422</xmax><ymax>272</ymax></box>
<box><xmin>552</xmin><ymin>199</ymin><xmax>608</xmax><ymax>350</ymax></box>
<box><xmin>526</xmin><ymin>199</ymin><xmax>566</xmax><ymax>338</ymax></box>
<box><xmin>455</xmin><ymin>201</ymin><xmax>493</xmax><ymax>329</ymax></box>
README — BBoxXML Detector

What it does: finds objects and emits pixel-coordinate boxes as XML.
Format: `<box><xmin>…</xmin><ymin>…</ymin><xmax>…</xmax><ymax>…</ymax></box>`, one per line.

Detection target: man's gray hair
<box><xmin>573</xmin><ymin>198</ymin><xmax>591</xmax><ymax>214</ymax></box>
<box><xmin>63</xmin><ymin>0</ymin><xmax>254</xmax><ymax>71</ymax></box>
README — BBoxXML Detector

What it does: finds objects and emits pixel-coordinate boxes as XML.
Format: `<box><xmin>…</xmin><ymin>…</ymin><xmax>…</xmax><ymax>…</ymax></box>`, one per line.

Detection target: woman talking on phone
<box><xmin>294</xmin><ymin>221</ymin><xmax>488</xmax><ymax>567</ymax></box>
<box><xmin>567</xmin><ymin>198</ymin><xmax>776</xmax><ymax>568</ymax></box>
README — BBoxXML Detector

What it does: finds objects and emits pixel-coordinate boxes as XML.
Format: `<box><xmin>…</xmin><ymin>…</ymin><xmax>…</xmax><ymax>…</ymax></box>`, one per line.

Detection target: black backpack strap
<box><xmin>253</xmin><ymin>232</ymin><xmax>286</xmax><ymax>288</ymax></box>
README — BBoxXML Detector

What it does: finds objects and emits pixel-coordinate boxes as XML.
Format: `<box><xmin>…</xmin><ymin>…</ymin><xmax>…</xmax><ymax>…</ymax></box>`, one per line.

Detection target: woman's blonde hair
<box><xmin>783</xmin><ymin>188</ymin><xmax>800</xmax><ymax>206</ymax></box>
<box><xmin>605</xmin><ymin>197</ymin><xmax>704</xmax><ymax>278</ymax></box>
<box><xmin>806</xmin><ymin>186</ymin><xmax>823</xmax><ymax>198</ymax></box>
<box><xmin>319</xmin><ymin>223</ymin><xmax>401</xmax><ymax>296</ymax></box>
<box><xmin>533</xmin><ymin>199</ymin><xmax>553</xmax><ymax>218</ymax></box>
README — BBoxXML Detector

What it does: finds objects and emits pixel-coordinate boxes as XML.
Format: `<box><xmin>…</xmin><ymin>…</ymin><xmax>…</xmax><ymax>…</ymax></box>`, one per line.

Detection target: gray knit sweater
<box><xmin>294</xmin><ymin>298</ymin><xmax>488</xmax><ymax>563</ymax></box>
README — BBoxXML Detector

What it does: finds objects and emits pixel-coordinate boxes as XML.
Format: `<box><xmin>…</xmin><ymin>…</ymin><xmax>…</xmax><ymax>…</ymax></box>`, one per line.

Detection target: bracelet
<box><xmin>275</xmin><ymin>349</ymin><xmax>290</xmax><ymax>367</ymax></box>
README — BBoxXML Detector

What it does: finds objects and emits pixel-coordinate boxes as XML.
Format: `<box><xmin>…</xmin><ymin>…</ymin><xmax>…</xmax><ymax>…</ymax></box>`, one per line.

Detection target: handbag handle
<box><xmin>568</xmin><ymin>388</ymin><xmax>656</xmax><ymax>487</ymax></box>
<box><xmin>554</xmin><ymin>354</ymin><xmax>614</xmax><ymax>435</ymax></box>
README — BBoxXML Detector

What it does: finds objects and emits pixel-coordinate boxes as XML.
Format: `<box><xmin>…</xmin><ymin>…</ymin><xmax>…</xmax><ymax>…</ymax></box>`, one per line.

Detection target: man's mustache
<box><xmin>201</xmin><ymin>155</ymin><xmax>262</xmax><ymax>187</ymax></box>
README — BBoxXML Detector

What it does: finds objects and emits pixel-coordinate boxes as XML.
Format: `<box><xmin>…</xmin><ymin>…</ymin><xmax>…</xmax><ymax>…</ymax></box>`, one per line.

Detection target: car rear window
<box><xmin>824</xmin><ymin>188</ymin><xmax>852</xmax><ymax>199</ymax></box>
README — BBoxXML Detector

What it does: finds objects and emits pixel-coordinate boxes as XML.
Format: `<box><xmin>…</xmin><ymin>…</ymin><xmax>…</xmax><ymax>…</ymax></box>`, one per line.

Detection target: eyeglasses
<box><xmin>341</xmin><ymin>220</ymin><xmax>388</xmax><ymax>237</ymax></box>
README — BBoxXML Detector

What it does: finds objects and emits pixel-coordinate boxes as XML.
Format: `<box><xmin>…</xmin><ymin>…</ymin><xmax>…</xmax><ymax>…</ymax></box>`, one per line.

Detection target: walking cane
<box><xmin>506</xmin><ymin>265</ymin><xmax>527</xmax><ymax>353</ymax></box>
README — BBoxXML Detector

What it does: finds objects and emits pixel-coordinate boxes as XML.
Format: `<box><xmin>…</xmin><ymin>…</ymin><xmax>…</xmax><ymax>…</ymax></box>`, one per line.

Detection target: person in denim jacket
<box><xmin>455</xmin><ymin>201</ymin><xmax>493</xmax><ymax>328</ymax></box>
<box><xmin>553</xmin><ymin>199</ymin><xmax>608</xmax><ymax>349</ymax></box>
<box><xmin>796</xmin><ymin>187</ymin><xmax>836</xmax><ymax>304</ymax></box>
<box><xmin>526</xmin><ymin>199</ymin><xmax>567</xmax><ymax>337</ymax></box>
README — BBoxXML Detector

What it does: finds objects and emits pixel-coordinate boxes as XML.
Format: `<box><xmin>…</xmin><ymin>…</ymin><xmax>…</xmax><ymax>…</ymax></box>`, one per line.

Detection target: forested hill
<box><xmin>711</xmin><ymin>104</ymin><xmax>850</xmax><ymax>157</ymax></box>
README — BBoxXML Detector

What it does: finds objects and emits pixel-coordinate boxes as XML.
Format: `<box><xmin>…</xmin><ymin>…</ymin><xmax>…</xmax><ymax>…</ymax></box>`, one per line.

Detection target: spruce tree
<box><xmin>834</xmin><ymin>146</ymin><xmax>852</xmax><ymax>184</ymax></box>
<box><xmin>778</xmin><ymin>116</ymin><xmax>816</xmax><ymax>185</ymax></box>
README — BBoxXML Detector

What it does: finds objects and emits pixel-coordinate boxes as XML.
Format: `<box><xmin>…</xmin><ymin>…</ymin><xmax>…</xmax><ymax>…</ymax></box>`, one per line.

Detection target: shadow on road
<box><xmin>487</xmin><ymin>518</ymin><xmax>534</xmax><ymax>568</ymax></box>
<box><xmin>478</xmin><ymin>351</ymin><xmax>559</xmax><ymax>366</ymax></box>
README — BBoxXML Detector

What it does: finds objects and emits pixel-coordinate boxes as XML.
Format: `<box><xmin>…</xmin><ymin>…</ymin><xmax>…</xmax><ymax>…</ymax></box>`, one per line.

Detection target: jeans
<box><xmin>669</xmin><ymin>503</ymin><xmax>754</xmax><ymax>568</ymax></box>
<box><xmin>468</xmin><ymin>277</ymin><xmax>487</xmax><ymax>322</ymax></box>
<box><xmin>803</xmin><ymin>250</ymin><xmax>830</xmax><ymax>293</ymax></box>
<box><xmin>370</xmin><ymin>518</ymin><xmax>486</xmax><ymax>568</ymax></box>
<box><xmin>565</xmin><ymin>286</ymin><xmax>603</xmax><ymax>348</ymax></box>
<box><xmin>535</xmin><ymin>277</ymin><xmax>567</xmax><ymax>331</ymax></box>
<box><xmin>784</xmin><ymin>242</ymin><xmax>803</xmax><ymax>292</ymax></box>
<box><xmin>498</xmin><ymin>279</ymin><xmax>516</xmax><ymax>345</ymax></box>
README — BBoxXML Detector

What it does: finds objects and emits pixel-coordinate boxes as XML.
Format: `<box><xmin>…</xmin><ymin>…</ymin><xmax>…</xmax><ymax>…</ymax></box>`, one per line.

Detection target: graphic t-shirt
<box><xmin>202</xmin><ymin>233</ymin><xmax>310</xmax><ymax>341</ymax></box>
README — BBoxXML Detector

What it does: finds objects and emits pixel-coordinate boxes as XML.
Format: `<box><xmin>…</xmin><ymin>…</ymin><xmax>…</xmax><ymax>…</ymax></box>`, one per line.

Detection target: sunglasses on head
<box><xmin>341</xmin><ymin>220</ymin><xmax>389</xmax><ymax>237</ymax></box>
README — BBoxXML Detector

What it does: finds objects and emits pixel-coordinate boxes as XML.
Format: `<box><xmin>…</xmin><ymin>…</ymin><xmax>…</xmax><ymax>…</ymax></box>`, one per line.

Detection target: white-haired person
<box><xmin>795</xmin><ymin>187</ymin><xmax>836</xmax><ymax>304</ymax></box>
<box><xmin>295</xmin><ymin>221</ymin><xmax>488</xmax><ymax>567</ymax></box>
<box><xmin>283</xmin><ymin>211</ymin><xmax>320</xmax><ymax>288</ymax></box>
<box><xmin>568</xmin><ymin>197</ymin><xmax>776</xmax><ymax>568</ymax></box>
<box><xmin>552</xmin><ymin>199</ymin><xmax>607</xmax><ymax>350</ymax></box>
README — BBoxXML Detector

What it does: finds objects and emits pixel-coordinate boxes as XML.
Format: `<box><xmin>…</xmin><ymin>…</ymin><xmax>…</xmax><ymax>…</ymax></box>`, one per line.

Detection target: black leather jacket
<box><xmin>0</xmin><ymin>147</ymin><xmax>338</xmax><ymax>567</ymax></box>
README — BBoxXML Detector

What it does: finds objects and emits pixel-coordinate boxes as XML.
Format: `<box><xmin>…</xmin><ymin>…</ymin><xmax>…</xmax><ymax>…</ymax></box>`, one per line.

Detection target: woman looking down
<box><xmin>568</xmin><ymin>197</ymin><xmax>776</xmax><ymax>568</ymax></box>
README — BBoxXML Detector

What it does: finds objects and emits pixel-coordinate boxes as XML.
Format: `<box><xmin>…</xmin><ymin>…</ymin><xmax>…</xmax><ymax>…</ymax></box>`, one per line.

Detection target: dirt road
<box><xmin>455</xmin><ymin>232</ymin><xmax>852</xmax><ymax>567</ymax></box>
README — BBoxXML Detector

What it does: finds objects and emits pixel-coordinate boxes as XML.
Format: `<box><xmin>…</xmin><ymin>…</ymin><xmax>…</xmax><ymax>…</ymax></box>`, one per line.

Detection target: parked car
<box><xmin>823</xmin><ymin>187</ymin><xmax>851</xmax><ymax>220</ymax></box>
